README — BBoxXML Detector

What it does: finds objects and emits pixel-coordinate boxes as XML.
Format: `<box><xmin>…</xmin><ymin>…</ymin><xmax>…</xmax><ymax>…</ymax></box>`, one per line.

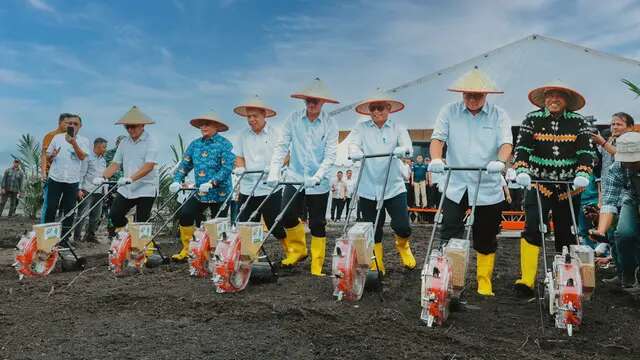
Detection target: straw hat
<box><xmin>290</xmin><ymin>77</ymin><xmax>339</xmax><ymax>104</ymax></box>
<box><xmin>115</xmin><ymin>106</ymin><xmax>155</xmax><ymax>125</ymax></box>
<box><xmin>615</xmin><ymin>131</ymin><xmax>640</xmax><ymax>162</ymax></box>
<box><xmin>354</xmin><ymin>89</ymin><xmax>405</xmax><ymax>115</ymax></box>
<box><xmin>190</xmin><ymin>112</ymin><xmax>230</xmax><ymax>132</ymax></box>
<box><xmin>448</xmin><ymin>68</ymin><xmax>503</xmax><ymax>94</ymax></box>
<box><xmin>528</xmin><ymin>81</ymin><xmax>585</xmax><ymax>111</ymax></box>
<box><xmin>233</xmin><ymin>95</ymin><xmax>277</xmax><ymax>118</ymax></box>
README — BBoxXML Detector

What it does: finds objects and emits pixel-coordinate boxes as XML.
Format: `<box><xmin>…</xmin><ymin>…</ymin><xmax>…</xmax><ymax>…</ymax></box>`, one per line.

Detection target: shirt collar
<box><xmin>365</xmin><ymin>117</ymin><xmax>393</xmax><ymax>128</ymax></box>
<box><xmin>303</xmin><ymin>109</ymin><xmax>327</xmax><ymax>123</ymax></box>
<box><xmin>129</xmin><ymin>130</ymin><xmax>148</xmax><ymax>144</ymax></box>
<box><xmin>542</xmin><ymin>107</ymin><xmax>569</xmax><ymax>118</ymax></box>
<box><xmin>250</xmin><ymin>122</ymin><xmax>270</xmax><ymax>136</ymax></box>
<box><xmin>462</xmin><ymin>102</ymin><xmax>489</xmax><ymax>115</ymax></box>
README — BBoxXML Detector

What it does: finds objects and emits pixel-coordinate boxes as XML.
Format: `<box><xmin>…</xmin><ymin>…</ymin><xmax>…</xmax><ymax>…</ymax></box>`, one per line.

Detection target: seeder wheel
<box><xmin>332</xmin><ymin>239</ymin><xmax>367</xmax><ymax>301</ymax></box>
<box><xmin>14</xmin><ymin>233</ymin><xmax>59</xmax><ymax>279</ymax></box>
<box><xmin>212</xmin><ymin>233</ymin><xmax>252</xmax><ymax>293</ymax></box>
<box><xmin>108</xmin><ymin>232</ymin><xmax>145</xmax><ymax>275</ymax></box>
<box><xmin>420</xmin><ymin>252</ymin><xmax>452</xmax><ymax>327</ymax></box>
<box><xmin>189</xmin><ymin>230</ymin><xmax>213</xmax><ymax>278</ymax></box>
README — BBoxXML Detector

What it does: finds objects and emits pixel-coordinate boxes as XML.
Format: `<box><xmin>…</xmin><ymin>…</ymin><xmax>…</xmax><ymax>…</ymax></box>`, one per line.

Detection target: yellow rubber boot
<box><xmin>172</xmin><ymin>225</ymin><xmax>194</xmax><ymax>262</ymax></box>
<box><xmin>514</xmin><ymin>238</ymin><xmax>540</xmax><ymax>293</ymax></box>
<box><xmin>281</xmin><ymin>223</ymin><xmax>308</xmax><ymax>267</ymax></box>
<box><xmin>476</xmin><ymin>252</ymin><xmax>496</xmax><ymax>296</ymax></box>
<box><xmin>370</xmin><ymin>243</ymin><xmax>386</xmax><ymax>275</ymax></box>
<box><xmin>395</xmin><ymin>236</ymin><xmax>416</xmax><ymax>269</ymax></box>
<box><xmin>310</xmin><ymin>236</ymin><xmax>326</xmax><ymax>276</ymax></box>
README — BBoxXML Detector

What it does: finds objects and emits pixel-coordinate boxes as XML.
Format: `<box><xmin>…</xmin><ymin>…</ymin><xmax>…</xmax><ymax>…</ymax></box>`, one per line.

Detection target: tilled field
<box><xmin>1</xmin><ymin>218</ymin><xmax>639</xmax><ymax>360</ymax></box>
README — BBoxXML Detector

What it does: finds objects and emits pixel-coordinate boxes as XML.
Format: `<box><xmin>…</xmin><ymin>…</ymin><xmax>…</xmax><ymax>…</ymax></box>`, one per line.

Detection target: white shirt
<box><xmin>47</xmin><ymin>133</ymin><xmax>90</xmax><ymax>184</ymax></box>
<box><xmin>270</xmin><ymin>109</ymin><xmax>338</xmax><ymax>195</ymax></box>
<box><xmin>431</xmin><ymin>101</ymin><xmax>512</xmax><ymax>206</ymax></box>
<box><xmin>113</xmin><ymin>131</ymin><xmax>159</xmax><ymax>199</ymax></box>
<box><xmin>235</xmin><ymin>123</ymin><xmax>280</xmax><ymax>197</ymax></box>
<box><xmin>345</xmin><ymin>177</ymin><xmax>355</xmax><ymax>198</ymax></box>
<box><xmin>331</xmin><ymin>178</ymin><xmax>347</xmax><ymax>199</ymax></box>
<box><xmin>80</xmin><ymin>151</ymin><xmax>107</xmax><ymax>193</ymax></box>
<box><xmin>348</xmin><ymin>118</ymin><xmax>413</xmax><ymax>201</ymax></box>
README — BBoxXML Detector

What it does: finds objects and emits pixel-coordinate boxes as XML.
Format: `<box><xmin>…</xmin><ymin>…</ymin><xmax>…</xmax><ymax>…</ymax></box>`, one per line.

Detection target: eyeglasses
<box><xmin>368</xmin><ymin>104</ymin><xmax>387</xmax><ymax>113</ymax></box>
<box><xmin>305</xmin><ymin>98</ymin><xmax>320</xmax><ymax>105</ymax></box>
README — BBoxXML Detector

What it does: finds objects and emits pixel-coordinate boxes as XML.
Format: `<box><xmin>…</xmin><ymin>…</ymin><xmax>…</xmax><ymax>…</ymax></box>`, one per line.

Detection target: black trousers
<box><xmin>440</xmin><ymin>191</ymin><xmax>501</xmax><ymax>254</ymax></box>
<box><xmin>509</xmin><ymin>188</ymin><xmax>524</xmax><ymax>211</ymax></box>
<box><xmin>331</xmin><ymin>198</ymin><xmax>346</xmax><ymax>220</ymax></box>
<box><xmin>178</xmin><ymin>196</ymin><xmax>226</xmax><ymax>227</ymax></box>
<box><xmin>44</xmin><ymin>179</ymin><xmax>79</xmax><ymax>239</ymax></box>
<box><xmin>429</xmin><ymin>185</ymin><xmax>442</xmax><ymax>208</ymax></box>
<box><xmin>109</xmin><ymin>193</ymin><xmax>155</xmax><ymax>228</ymax></box>
<box><xmin>237</xmin><ymin>192</ymin><xmax>286</xmax><ymax>240</ymax></box>
<box><xmin>522</xmin><ymin>186</ymin><xmax>580</xmax><ymax>252</ymax></box>
<box><xmin>281</xmin><ymin>185</ymin><xmax>328</xmax><ymax>238</ymax></box>
<box><xmin>359</xmin><ymin>193</ymin><xmax>411</xmax><ymax>244</ymax></box>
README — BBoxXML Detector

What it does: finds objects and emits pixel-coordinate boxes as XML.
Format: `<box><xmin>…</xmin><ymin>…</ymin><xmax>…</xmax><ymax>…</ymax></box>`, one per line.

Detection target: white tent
<box><xmin>332</xmin><ymin>34</ymin><xmax>640</xmax><ymax>167</ymax></box>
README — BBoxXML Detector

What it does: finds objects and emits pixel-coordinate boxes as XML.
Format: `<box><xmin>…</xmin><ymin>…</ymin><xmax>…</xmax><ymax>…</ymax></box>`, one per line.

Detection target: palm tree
<box><xmin>11</xmin><ymin>134</ymin><xmax>43</xmax><ymax>219</ymax></box>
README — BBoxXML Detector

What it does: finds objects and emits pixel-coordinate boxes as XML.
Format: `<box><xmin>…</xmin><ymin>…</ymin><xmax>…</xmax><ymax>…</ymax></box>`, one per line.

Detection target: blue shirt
<box><xmin>348</xmin><ymin>118</ymin><xmax>413</xmax><ymax>201</ymax></box>
<box><xmin>270</xmin><ymin>108</ymin><xmax>338</xmax><ymax>195</ymax></box>
<box><xmin>431</xmin><ymin>101</ymin><xmax>513</xmax><ymax>206</ymax></box>
<box><xmin>412</xmin><ymin>163</ymin><xmax>428</xmax><ymax>182</ymax></box>
<box><xmin>174</xmin><ymin>134</ymin><xmax>234</xmax><ymax>203</ymax></box>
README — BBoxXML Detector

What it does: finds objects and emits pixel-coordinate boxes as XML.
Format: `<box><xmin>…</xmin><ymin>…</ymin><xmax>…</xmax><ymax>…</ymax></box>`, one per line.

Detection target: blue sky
<box><xmin>1</xmin><ymin>0</ymin><xmax>640</xmax><ymax>169</ymax></box>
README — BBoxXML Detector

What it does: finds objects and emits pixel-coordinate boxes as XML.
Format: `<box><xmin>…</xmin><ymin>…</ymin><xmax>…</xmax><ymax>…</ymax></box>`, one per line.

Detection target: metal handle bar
<box><xmin>58</xmin><ymin>181</ymin><xmax>117</xmax><ymax>223</ymax></box>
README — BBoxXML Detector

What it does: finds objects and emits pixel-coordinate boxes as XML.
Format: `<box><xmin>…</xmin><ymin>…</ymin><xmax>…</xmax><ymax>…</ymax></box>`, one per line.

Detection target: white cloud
<box><xmin>0</xmin><ymin>68</ymin><xmax>33</xmax><ymax>85</ymax></box>
<box><xmin>25</xmin><ymin>0</ymin><xmax>55</xmax><ymax>13</ymax></box>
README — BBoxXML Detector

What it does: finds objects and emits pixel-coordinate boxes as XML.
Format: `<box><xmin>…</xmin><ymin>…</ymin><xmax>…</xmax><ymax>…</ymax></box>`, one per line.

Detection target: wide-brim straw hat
<box><xmin>115</xmin><ymin>106</ymin><xmax>155</xmax><ymax>125</ymax></box>
<box><xmin>355</xmin><ymin>89</ymin><xmax>405</xmax><ymax>115</ymax></box>
<box><xmin>233</xmin><ymin>95</ymin><xmax>277</xmax><ymax>118</ymax></box>
<box><xmin>290</xmin><ymin>77</ymin><xmax>339</xmax><ymax>104</ymax></box>
<box><xmin>615</xmin><ymin>131</ymin><xmax>640</xmax><ymax>162</ymax></box>
<box><xmin>447</xmin><ymin>68</ymin><xmax>503</xmax><ymax>94</ymax></box>
<box><xmin>528</xmin><ymin>81</ymin><xmax>586</xmax><ymax>111</ymax></box>
<box><xmin>190</xmin><ymin>112</ymin><xmax>230</xmax><ymax>132</ymax></box>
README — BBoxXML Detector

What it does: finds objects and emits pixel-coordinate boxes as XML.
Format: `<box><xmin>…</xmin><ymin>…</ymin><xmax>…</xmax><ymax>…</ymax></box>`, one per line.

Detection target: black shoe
<box><xmin>602</xmin><ymin>275</ymin><xmax>621</xmax><ymax>286</ymax></box>
<box><xmin>513</xmin><ymin>283</ymin><xmax>534</xmax><ymax>298</ymax></box>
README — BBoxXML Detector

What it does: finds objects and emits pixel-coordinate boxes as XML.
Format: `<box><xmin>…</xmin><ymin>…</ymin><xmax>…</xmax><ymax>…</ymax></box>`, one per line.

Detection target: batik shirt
<box><xmin>174</xmin><ymin>134</ymin><xmax>234</xmax><ymax>203</ymax></box>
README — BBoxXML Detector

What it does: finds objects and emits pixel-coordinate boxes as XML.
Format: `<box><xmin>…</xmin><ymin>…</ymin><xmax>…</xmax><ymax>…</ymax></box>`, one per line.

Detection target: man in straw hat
<box><xmin>429</xmin><ymin>68</ymin><xmax>513</xmax><ymax>296</ymax></box>
<box><xmin>590</xmin><ymin>131</ymin><xmax>640</xmax><ymax>289</ymax></box>
<box><xmin>233</xmin><ymin>96</ymin><xmax>286</xmax><ymax>245</ymax></box>
<box><xmin>348</xmin><ymin>90</ymin><xmax>416</xmax><ymax>274</ymax></box>
<box><xmin>512</xmin><ymin>81</ymin><xmax>596</xmax><ymax>297</ymax></box>
<box><xmin>168</xmin><ymin>112</ymin><xmax>234</xmax><ymax>262</ymax></box>
<box><xmin>97</xmin><ymin>106</ymin><xmax>159</xmax><ymax>255</ymax></box>
<box><xmin>267</xmin><ymin>77</ymin><xmax>339</xmax><ymax>276</ymax></box>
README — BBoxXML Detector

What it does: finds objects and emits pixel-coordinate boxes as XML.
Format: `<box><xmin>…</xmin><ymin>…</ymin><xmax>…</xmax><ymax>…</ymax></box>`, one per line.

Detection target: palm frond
<box><xmin>622</xmin><ymin>79</ymin><xmax>640</xmax><ymax>98</ymax></box>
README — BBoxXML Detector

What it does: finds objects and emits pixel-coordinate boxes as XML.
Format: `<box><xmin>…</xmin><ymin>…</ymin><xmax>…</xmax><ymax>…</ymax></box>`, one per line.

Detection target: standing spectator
<box><xmin>1</xmin><ymin>159</ymin><xmax>24</xmax><ymax>217</ymax></box>
<box><xmin>344</xmin><ymin>169</ymin><xmax>355</xmax><ymax>220</ymax></box>
<box><xmin>428</xmin><ymin>164</ymin><xmax>443</xmax><ymax>208</ymax></box>
<box><xmin>40</xmin><ymin>113</ymin><xmax>73</xmax><ymax>222</ymax></box>
<box><xmin>330</xmin><ymin>171</ymin><xmax>347</xmax><ymax>221</ymax></box>
<box><xmin>44</xmin><ymin>115</ymin><xmax>89</xmax><ymax>241</ymax></box>
<box><xmin>412</xmin><ymin>155</ymin><xmax>428</xmax><ymax>208</ymax></box>
<box><xmin>73</xmin><ymin>138</ymin><xmax>108</xmax><ymax>244</ymax></box>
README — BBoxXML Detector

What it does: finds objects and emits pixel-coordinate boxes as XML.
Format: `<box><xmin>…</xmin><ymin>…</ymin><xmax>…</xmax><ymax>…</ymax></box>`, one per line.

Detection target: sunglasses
<box><xmin>305</xmin><ymin>98</ymin><xmax>320</xmax><ymax>105</ymax></box>
<box><xmin>368</xmin><ymin>104</ymin><xmax>387</xmax><ymax>113</ymax></box>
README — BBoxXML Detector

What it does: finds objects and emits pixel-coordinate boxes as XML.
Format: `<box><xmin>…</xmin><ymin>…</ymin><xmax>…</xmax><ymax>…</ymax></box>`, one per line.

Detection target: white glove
<box><xmin>199</xmin><ymin>182</ymin><xmax>213</xmax><ymax>194</ymax></box>
<box><xmin>117</xmin><ymin>177</ymin><xmax>132</xmax><ymax>186</ymax></box>
<box><xmin>428</xmin><ymin>159</ymin><xmax>445</xmax><ymax>173</ymax></box>
<box><xmin>304</xmin><ymin>176</ymin><xmax>321</xmax><ymax>189</ymax></box>
<box><xmin>168</xmin><ymin>182</ymin><xmax>181</xmax><ymax>194</ymax></box>
<box><xmin>393</xmin><ymin>146</ymin><xmax>410</xmax><ymax>158</ymax></box>
<box><xmin>505</xmin><ymin>168</ymin><xmax>517</xmax><ymax>182</ymax></box>
<box><xmin>92</xmin><ymin>177</ymin><xmax>106</xmax><ymax>186</ymax></box>
<box><xmin>486</xmin><ymin>160</ymin><xmax>505</xmax><ymax>174</ymax></box>
<box><xmin>233</xmin><ymin>167</ymin><xmax>245</xmax><ymax>176</ymax></box>
<box><xmin>573</xmin><ymin>175</ymin><xmax>589</xmax><ymax>188</ymax></box>
<box><xmin>262</xmin><ymin>166</ymin><xmax>270</xmax><ymax>175</ymax></box>
<box><xmin>516</xmin><ymin>173</ymin><xmax>531</xmax><ymax>188</ymax></box>
<box><xmin>349</xmin><ymin>149</ymin><xmax>364</xmax><ymax>161</ymax></box>
<box><xmin>266</xmin><ymin>172</ymin><xmax>280</xmax><ymax>187</ymax></box>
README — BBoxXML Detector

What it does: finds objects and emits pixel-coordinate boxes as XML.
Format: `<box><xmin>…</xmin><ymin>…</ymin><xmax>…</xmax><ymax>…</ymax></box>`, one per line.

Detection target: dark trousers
<box><xmin>429</xmin><ymin>185</ymin><xmax>442</xmax><ymax>208</ymax></box>
<box><xmin>509</xmin><ymin>188</ymin><xmax>524</xmax><ymax>211</ymax></box>
<box><xmin>0</xmin><ymin>190</ymin><xmax>19</xmax><ymax>216</ymax></box>
<box><xmin>109</xmin><ymin>193</ymin><xmax>155</xmax><ymax>228</ymax></box>
<box><xmin>331</xmin><ymin>198</ymin><xmax>346</xmax><ymax>221</ymax></box>
<box><xmin>178</xmin><ymin>196</ymin><xmax>225</xmax><ymax>227</ymax></box>
<box><xmin>73</xmin><ymin>192</ymin><xmax>104</xmax><ymax>241</ymax></box>
<box><xmin>344</xmin><ymin>197</ymin><xmax>352</xmax><ymax>220</ymax></box>
<box><xmin>359</xmin><ymin>193</ymin><xmax>411</xmax><ymax>243</ymax></box>
<box><xmin>522</xmin><ymin>187</ymin><xmax>580</xmax><ymax>253</ymax></box>
<box><xmin>440</xmin><ymin>191</ymin><xmax>501</xmax><ymax>254</ymax></box>
<box><xmin>237</xmin><ymin>192</ymin><xmax>286</xmax><ymax>240</ymax></box>
<box><xmin>44</xmin><ymin>179</ymin><xmax>79</xmax><ymax>240</ymax></box>
<box><xmin>281</xmin><ymin>185</ymin><xmax>328</xmax><ymax>237</ymax></box>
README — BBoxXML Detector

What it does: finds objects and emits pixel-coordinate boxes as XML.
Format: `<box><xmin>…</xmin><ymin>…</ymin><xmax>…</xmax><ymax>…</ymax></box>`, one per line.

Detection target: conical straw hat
<box><xmin>291</xmin><ymin>77</ymin><xmax>339</xmax><ymax>104</ymax></box>
<box><xmin>354</xmin><ymin>89</ymin><xmax>405</xmax><ymax>115</ymax></box>
<box><xmin>448</xmin><ymin>68</ymin><xmax>503</xmax><ymax>94</ymax></box>
<box><xmin>233</xmin><ymin>95</ymin><xmax>277</xmax><ymax>118</ymax></box>
<box><xmin>115</xmin><ymin>106</ymin><xmax>155</xmax><ymax>125</ymax></box>
<box><xmin>190</xmin><ymin>112</ymin><xmax>230</xmax><ymax>132</ymax></box>
<box><xmin>528</xmin><ymin>81</ymin><xmax>585</xmax><ymax>111</ymax></box>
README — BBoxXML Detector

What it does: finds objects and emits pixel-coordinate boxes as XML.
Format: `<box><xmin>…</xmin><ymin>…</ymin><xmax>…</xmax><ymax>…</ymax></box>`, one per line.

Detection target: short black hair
<box><xmin>612</xmin><ymin>112</ymin><xmax>634</xmax><ymax>127</ymax></box>
<box><xmin>58</xmin><ymin>113</ymin><xmax>74</xmax><ymax>123</ymax></box>
<box><xmin>337</xmin><ymin>171</ymin><xmax>343</xmax><ymax>174</ymax></box>
<box><xmin>94</xmin><ymin>137</ymin><xmax>108</xmax><ymax>146</ymax></box>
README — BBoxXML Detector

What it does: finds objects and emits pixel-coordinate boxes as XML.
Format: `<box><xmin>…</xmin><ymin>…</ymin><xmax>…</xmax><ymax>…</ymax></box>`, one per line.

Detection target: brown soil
<box><xmin>1</xmin><ymin>219</ymin><xmax>639</xmax><ymax>360</ymax></box>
